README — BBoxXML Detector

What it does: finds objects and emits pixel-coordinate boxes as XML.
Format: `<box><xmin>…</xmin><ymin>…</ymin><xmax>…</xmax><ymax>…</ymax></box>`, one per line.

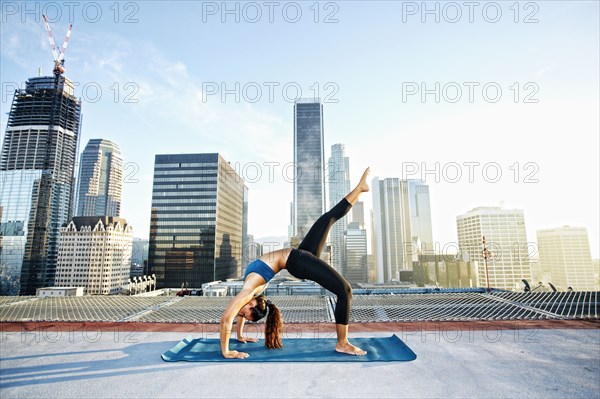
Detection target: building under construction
<box><xmin>0</xmin><ymin>76</ymin><xmax>82</xmax><ymax>295</ymax></box>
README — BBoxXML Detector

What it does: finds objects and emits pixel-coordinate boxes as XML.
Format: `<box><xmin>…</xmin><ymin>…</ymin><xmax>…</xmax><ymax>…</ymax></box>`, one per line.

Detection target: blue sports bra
<box><xmin>244</xmin><ymin>258</ymin><xmax>276</xmax><ymax>283</ymax></box>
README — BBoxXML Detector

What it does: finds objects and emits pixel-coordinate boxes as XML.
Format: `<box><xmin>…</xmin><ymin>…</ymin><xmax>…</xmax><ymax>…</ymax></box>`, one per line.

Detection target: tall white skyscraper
<box><xmin>537</xmin><ymin>226</ymin><xmax>597</xmax><ymax>291</ymax></box>
<box><xmin>372</xmin><ymin>177</ymin><xmax>434</xmax><ymax>283</ymax></box>
<box><xmin>55</xmin><ymin>217</ymin><xmax>133</xmax><ymax>295</ymax></box>
<box><xmin>327</xmin><ymin>143</ymin><xmax>351</xmax><ymax>273</ymax></box>
<box><xmin>456</xmin><ymin>207</ymin><xmax>532</xmax><ymax>291</ymax></box>
<box><xmin>293</xmin><ymin>99</ymin><xmax>325</xmax><ymax>239</ymax></box>
<box><xmin>76</xmin><ymin>139</ymin><xmax>123</xmax><ymax>217</ymax></box>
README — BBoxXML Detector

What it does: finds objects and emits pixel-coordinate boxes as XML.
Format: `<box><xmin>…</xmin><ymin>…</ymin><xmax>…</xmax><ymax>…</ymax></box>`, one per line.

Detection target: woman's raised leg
<box><xmin>298</xmin><ymin>167</ymin><xmax>370</xmax><ymax>257</ymax></box>
<box><xmin>344</xmin><ymin>167</ymin><xmax>370</xmax><ymax>206</ymax></box>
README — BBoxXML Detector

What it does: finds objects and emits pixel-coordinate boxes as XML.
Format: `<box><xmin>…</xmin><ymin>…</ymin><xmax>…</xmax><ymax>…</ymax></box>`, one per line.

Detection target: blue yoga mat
<box><xmin>161</xmin><ymin>334</ymin><xmax>416</xmax><ymax>362</ymax></box>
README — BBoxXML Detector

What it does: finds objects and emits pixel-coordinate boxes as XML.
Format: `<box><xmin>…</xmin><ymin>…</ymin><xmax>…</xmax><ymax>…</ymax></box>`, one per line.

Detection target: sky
<box><xmin>1</xmin><ymin>0</ymin><xmax>599</xmax><ymax>258</ymax></box>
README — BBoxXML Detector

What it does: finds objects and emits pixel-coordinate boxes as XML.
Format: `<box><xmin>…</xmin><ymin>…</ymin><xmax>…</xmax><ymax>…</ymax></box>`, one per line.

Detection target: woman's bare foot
<box><xmin>336</xmin><ymin>342</ymin><xmax>367</xmax><ymax>356</ymax></box>
<box><xmin>358</xmin><ymin>167</ymin><xmax>370</xmax><ymax>192</ymax></box>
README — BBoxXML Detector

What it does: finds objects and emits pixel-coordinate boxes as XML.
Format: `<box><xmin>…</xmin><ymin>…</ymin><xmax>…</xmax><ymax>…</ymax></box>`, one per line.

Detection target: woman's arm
<box><xmin>220</xmin><ymin>293</ymin><xmax>252</xmax><ymax>358</ymax></box>
<box><xmin>236</xmin><ymin>315</ymin><xmax>258</xmax><ymax>343</ymax></box>
<box><xmin>220</xmin><ymin>275</ymin><xmax>266</xmax><ymax>358</ymax></box>
<box><xmin>220</xmin><ymin>285</ymin><xmax>261</xmax><ymax>358</ymax></box>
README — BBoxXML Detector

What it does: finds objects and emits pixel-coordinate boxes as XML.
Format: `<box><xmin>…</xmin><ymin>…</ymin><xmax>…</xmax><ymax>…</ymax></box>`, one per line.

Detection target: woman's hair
<box><xmin>250</xmin><ymin>294</ymin><xmax>283</xmax><ymax>349</ymax></box>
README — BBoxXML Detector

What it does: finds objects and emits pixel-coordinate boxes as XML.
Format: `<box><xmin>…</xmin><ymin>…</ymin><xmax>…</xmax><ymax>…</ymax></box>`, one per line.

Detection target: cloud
<box><xmin>1</xmin><ymin>19</ymin><xmax>48</xmax><ymax>73</ymax></box>
<box><xmin>2</xmin><ymin>18</ymin><xmax>291</xmax><ymax>165</ymax></box>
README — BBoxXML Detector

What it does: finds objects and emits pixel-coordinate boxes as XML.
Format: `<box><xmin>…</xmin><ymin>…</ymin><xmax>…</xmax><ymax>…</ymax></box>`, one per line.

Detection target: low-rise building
<box><xmin>55</xmin><ymin>217</ymin><xmax>133</xmax><ymax>295</ymax></box>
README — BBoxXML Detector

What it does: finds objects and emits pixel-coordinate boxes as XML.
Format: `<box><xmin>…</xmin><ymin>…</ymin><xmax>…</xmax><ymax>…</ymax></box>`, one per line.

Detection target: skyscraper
<box><xmin>345</xmin><ymin>221</ymin><xmax>368</xmax><ymax>284</ymax></box>
<box><xmin>328</xmin><ymin>143</ymin><xmax>350</xmax><ymax>273</ymax></box>
<box><xmin>55</xmin><ymin>217</ymin><xmax>133</xmax><ymax>295</ymax></box>
<box><xmin>537</xmin><ymin>226</ymin><xmax>596</xmax><ymax>291</ymax></box>
<box><xmin>0</xmin><ymin>76</ymin><xmax>82</xmax><ymax>295</ymax></box>
<box><xmin>148</xmin><ymin>153</ymin><xmax>244</xmax><ymax>288</ymax></box>
<box><xmin>293</xmin><ymin>99</ymin><xmax>325</xmax><ymax>239</ymax></box>
<box><xmin>75</xmin><ymin>139</ymin><xmax>123</xmax><ymax>217</ymax></box>
<box><xmin>408</xmin><ymin>180</ymin><xmax>434</xmax><ymax>254</ymax></box>
<box><xmin>456</xmin><ymin>206</ymin><xmax>531</xmax><ymax>291</ymax></box>
<box><xmin>371</xmin><ymin>177</ymin><xmax>434</xmax><ymax>283</ymax></box>
<box><xmin>352</xmin><ymin>201</ymin><xmax>365</xmax><ymax>228</ymax></box>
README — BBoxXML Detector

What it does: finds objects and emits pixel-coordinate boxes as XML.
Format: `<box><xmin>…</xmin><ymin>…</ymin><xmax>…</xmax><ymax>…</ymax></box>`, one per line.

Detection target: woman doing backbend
<box><xmin>220</xmin><ymin>167</ymin><xmax>371</xmax><ymax>359</ymax></box>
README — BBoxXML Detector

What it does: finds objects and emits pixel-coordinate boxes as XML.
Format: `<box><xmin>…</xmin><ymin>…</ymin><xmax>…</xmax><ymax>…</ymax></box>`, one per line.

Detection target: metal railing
<box><xmin>1</xmin><ymin>291</ymin><xmax>597</xmax><ymax>323</ymax></box>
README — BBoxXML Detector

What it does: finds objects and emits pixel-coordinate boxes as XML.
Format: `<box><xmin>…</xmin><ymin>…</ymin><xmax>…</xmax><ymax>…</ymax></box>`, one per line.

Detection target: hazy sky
<box><xmin>1</xmin><ymin>1</ymin><xmax>598</xmax><ymax>257</ymax></box>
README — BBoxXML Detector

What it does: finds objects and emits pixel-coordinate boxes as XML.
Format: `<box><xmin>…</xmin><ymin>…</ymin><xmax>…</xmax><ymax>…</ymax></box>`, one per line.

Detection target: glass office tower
<box><xmin>293</xmin><ymin>99</ymin><xmax>325</xmax><ymax>239</ymax></box>
<box><xmin>0</xmin><ymin>76</ymin><xmax>82</xmax><ymax>295</ymax></box>
<box><xmin>148</xmin><ymin>153</ymin><xmax>244</xmax><ymax>289</ymax></box>
<box><xmin>76</xmin><ymin>139</ymin><xmax>123</xmax><ymax>217</ymax></box>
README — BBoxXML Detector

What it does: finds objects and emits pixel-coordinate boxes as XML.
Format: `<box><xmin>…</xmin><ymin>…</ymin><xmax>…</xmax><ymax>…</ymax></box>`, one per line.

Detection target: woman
<box><xmin>220</xmin><ymin>167</ymin><xmax>371</xmax><ymax>359</ymax></box>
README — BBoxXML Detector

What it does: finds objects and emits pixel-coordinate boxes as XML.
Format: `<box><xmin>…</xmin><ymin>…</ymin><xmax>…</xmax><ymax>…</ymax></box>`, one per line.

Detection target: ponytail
<box><xmin>251</xmin><ymin>295</ymin><xmax>283</xmax><ymax>349</ymax></box>
<box><xmin>264</xmin><ymin>301</ymin><xmax>283</xmax><ymax>349</ymax></box>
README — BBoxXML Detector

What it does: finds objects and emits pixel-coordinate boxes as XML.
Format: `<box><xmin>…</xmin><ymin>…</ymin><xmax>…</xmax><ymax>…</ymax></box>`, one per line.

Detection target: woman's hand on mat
<box><xmin>237</xmin><ymin>336</ymin><xmax>258</xmax><ymax>343</ymax></box>
<box><xmin>223</xmin><ymin>350</ymin><xmax>250</xmax><ymax>359</ymax></box>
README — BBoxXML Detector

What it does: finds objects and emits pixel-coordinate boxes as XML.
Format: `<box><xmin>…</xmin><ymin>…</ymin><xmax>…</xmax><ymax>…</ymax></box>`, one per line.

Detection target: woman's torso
<box><xmin>242</xmin><ymin>248</ymin><xmax>293</xmax><ymax>288</ymax></box>
<box><xmin>258</xmin><ymin>248</ymin><xmax>292</xmax><ymax>274</ymax></box>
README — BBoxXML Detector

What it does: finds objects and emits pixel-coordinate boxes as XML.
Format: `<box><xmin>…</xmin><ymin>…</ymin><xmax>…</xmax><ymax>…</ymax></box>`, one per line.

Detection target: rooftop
<box><xmin>1</xmin><ymin>291</ymin><xmax>598</xmax><ymax>398</ymax></box>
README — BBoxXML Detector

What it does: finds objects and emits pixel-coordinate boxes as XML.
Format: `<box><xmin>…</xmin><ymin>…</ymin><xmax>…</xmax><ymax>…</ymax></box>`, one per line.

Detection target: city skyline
<box><xmin>0</xmin><ymin>1</ymin><xmax>598</xmax><ymax>260</ymax></box>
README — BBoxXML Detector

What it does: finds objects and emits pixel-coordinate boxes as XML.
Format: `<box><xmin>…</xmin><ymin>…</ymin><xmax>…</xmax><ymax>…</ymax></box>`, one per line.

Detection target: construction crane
<box><xmin>42</xmin><ymin>15</ymin><xmax>72</xmax><ymax>80</ymax></box>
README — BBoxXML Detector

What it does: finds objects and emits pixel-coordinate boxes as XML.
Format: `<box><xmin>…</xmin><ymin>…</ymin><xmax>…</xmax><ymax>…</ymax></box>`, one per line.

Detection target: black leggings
<box><xmin>285</xmin><ymin>198</ymin><xmax>353</xmax><ymax>325</ymax></box>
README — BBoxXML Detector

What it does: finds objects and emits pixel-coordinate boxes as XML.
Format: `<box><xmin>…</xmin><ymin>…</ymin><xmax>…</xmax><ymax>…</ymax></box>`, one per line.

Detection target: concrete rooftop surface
<box><xmin>0</xmin><ymin>322</ymin><xmax>598</xmax><ymax>399</ymax></box>
<box><xmin>1</xmin><ymin>291</ymin><xmax>599</xmax><ymax>398</ymax></box>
